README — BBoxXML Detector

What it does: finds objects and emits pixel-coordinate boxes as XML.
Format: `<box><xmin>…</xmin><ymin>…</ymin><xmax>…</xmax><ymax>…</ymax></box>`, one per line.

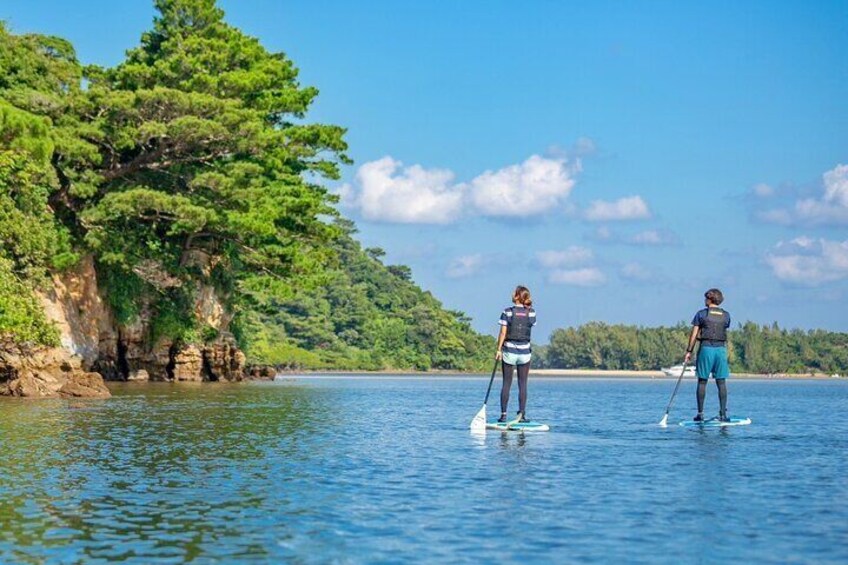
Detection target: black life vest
<box><xmin>505</xmin><ymin>306</ymin><xmax>533</xmax><ymax>342</ymax></box>
<box><xmin>698</xmin><ymin>308</ymin><xmax>728</xmax><ymax>342</ymax></box>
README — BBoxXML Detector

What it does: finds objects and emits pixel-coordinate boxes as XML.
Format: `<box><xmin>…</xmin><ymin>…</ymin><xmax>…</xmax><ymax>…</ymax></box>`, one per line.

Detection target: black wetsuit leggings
<box><xmin>697</xmin><ymin>378</ymin><xmax>727</xmax><ymax>415</ymax></box>
<box><xmin>500</xmin><ymin>361</ymin><xmax>530</xmax><ymax>415</ymax></box>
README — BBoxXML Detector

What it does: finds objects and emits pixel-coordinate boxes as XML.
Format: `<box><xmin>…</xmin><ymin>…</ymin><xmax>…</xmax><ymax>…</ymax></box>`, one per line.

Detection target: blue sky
<box><xmin>4</xmin><ymin>1</ymin><xmax>848</xmax><ymax>338</ymax></box>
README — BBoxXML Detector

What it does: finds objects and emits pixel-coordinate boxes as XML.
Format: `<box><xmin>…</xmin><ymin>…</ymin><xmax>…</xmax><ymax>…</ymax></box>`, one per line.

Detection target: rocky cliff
<box><xmin>0</xmin><ymin>255</ymin><xmax>246</xmax><ymax>398</ymax></box>
<box><xmin>0</xmin><ymin>256</ymin><xmax>111</xmax><ymax>399</ymax></box>
<box><xmin>0</xmin><ymin>339</ymin><xmax>111</xmax><ymax>398</ymax></box>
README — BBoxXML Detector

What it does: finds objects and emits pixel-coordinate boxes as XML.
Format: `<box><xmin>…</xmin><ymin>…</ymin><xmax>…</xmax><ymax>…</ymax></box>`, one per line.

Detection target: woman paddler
<box><xmin>495</xmin><ymin>285</ymin><xmax>537</xmax><ymax>423</ymax></box>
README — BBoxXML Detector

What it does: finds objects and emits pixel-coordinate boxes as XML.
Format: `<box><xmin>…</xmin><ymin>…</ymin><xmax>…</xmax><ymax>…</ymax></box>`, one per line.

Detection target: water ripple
<box><xmin>0</xmin><ymin>378</ymin><xmax>846</xmax><ymax>563</ymax></box>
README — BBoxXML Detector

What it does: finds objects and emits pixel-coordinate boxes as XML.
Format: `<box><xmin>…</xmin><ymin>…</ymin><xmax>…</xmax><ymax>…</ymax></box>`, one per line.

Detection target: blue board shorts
<box><xmin>696</xmin><ymin>345</ymin><xmax>730</xmax><ymax>379</ymax></box>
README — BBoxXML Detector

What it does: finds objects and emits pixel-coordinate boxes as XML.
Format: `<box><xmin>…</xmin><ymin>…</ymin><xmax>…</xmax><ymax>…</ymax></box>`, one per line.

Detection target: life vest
<box><xmin>698</xmin><ymin>308</ymin><xmax>728</xmax><ymax>342</ymax></box>
<box><xmin>505</xmin><ymin>306</ymin><xmax>533</xmax><ymax>342</ymax></box>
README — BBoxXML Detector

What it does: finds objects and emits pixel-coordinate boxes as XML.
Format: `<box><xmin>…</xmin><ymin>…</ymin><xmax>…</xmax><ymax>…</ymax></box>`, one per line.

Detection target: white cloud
<box><xmin>823</xmin><ymin>164</ymin><xmax>848</xmax><ymax>206</ymax></box>
<box><xmin>587</xmin><ymin>227</ymin><xmax>677</xmax><ymax>246</ymax></box>
<box><xmin>752</xmin><ymin>183</ymin><xmax>774</xmax><ymax>198</ymax></box>
<box><xmin>584</xmin><ymin>196</ymin><xmax>651</xmax><ymax>221</ymax></box>
<box><xmin>446</xmin><ymin>254</ymin><xmax>486</xmax><ymax>279</ymax></box>
<box><xmin>765</xmin><ymin>237</ymin><xmax>848</xmax><ymax>285</ymax></box>
<box><xmin>340</xmin><ymin>153</ymin><xmax>580</xmax><ymax>223</ymax></box>
<box><xmin>630</xmin><ymin>230</ymin><xmax>663</xmax><ymax>245</ymax></box>
<box><xmin>468</xmin><ymin>155</ymin><xmax>579</xmax><ymax>217</ymax></box>
<box><xmin>549</xmin><ymin>267</ymin><xmax>607</xmax><ymax>287</ymax></box>
<box><xmin>628</xmin><ymin>229</ymin><xmax>678</xmax><ymax>246</ymax></box>
<box><xmin>756</xmin><ymin>209</ymin><xmax>792</xmax><ymax>225</ymax></box>
<box><xmin>795</xmin><ymin>197</ymin><xmax>848</xmax><ymax>224</ymax></box>
<box><xmin>620</xmin><ymin>262</ymin><xmax>654</xmax><ymax>282</ymax></box>
<box><xmin>349</xmin><ymin>157</ymin><xmax>464</xmax><ymax>224</ymax></box>
<box><xmin>757</xmin><ymin>164</ymin><xmax>848</xmax><ymax>226</ymax></box>
<box><xmin>535</xmin><ymin>246</ymin><xmax>593</xmax><ymax>268</ymax></box>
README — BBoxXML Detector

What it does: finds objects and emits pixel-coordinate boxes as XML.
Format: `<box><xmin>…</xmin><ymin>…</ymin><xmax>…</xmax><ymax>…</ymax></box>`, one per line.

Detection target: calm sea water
<box><xmin>1</xmin><ymin>376</ymin><xmax>846</xmax><ymax>564</ymax></box>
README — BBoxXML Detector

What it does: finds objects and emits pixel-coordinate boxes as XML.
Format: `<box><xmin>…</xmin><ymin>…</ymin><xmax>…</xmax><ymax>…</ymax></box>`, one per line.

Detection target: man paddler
<box><xmin>684</xmin><ymin>288</ymin><xmax>732</xmax><ymax>422</ymax></box>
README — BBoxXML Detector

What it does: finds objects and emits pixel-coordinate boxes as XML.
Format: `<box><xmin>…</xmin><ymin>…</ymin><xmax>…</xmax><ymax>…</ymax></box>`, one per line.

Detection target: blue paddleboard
<box><xmin>486</xmin><ymin>420</ymin><xmax>550</xmax><ymax>432</ymax></box>
<box><xmin>678</xmin><ymin>416</ymin><xmax>751</xmax><ymax>428</ymax></box>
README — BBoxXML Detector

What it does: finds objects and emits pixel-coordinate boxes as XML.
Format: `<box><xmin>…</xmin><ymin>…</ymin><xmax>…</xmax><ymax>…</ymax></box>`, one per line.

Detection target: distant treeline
<box><xmin>533</xmin><ymin>322</ymin><xmax>848</xmax><ymax>374</ymax></box>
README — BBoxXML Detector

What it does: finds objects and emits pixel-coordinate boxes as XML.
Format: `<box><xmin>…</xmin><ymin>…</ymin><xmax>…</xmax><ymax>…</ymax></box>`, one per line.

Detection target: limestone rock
<box><xmin>245</xmin><ymin>364</ymin><xmax>277</xmax><ymax>380</ymax></box>
<box><xmin>0</xmin><ymin>341</ymin><xmax>110</xmax><ymax>399</ymax></box>
<box><xmin>202</xmin><ymin>334</ymin><xmax>245</xmax><ymax>382</ymax></box>
<box><xmin>37</xmin><ymin>255</ymin><xmax>115</xmax><ymax>369</ymax></box>
<box><xmin>127</xmin><ymin>369</ymin><xmax>149</xmax><ymax>382</ymax></box>
<box><xmin>172</xmin><ymin>344</ymin><xmax>204</xmax><ymax>381</ymax></box>
<box><xmin>20</xmin><ymin>252</ymin><xmax>249</xmax><ymax>386</ymax></box>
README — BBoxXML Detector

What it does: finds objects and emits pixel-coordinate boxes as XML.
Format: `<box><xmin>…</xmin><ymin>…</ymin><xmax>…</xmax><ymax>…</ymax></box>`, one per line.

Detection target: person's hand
<box><xmin>495</xmin><ymin>350</ymin><xmax>502</xmax><ymax>360</ymax></box>
<box><xmin>684</xmin><ymin>351</ymin><xmax>692</xmax><ymax>364</ymax></box>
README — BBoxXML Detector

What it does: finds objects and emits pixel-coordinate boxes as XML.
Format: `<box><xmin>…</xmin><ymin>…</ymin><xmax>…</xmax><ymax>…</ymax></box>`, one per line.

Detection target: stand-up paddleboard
<box><xmin>486</xmin><ymin>420</ymin><xmax>550</xmax><ymax>432</ymax></box>
<box><xmin>678</xmin><ymin>416</ymin><xmax>751</xmax><ymax>428</ymax></box>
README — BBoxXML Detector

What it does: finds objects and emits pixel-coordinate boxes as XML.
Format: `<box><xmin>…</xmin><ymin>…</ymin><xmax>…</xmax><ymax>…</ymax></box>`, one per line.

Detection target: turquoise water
<box><xmin>1</xmin><ymin>376</ymin><xmax>847</xmax><ymax>563</ymax></box>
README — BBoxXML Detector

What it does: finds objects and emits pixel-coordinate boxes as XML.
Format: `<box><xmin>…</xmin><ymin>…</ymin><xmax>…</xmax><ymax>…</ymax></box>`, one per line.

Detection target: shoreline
<box><xmin>270</xmin><ymin>368</ymin><xmax>842</xmax><ymax>380</ymax></box>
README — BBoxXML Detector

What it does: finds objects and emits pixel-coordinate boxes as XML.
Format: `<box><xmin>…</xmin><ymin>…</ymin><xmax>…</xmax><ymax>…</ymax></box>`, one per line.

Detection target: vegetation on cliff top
<box><xmin>0</xmin><ymin>1</ymin><xmax>491</xmax><ymax>369</ymax></box>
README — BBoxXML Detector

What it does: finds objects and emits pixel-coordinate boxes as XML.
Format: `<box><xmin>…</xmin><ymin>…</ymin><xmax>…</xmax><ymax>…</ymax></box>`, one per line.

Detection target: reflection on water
<box><xmin>0</xmin><ymin>377</ymin><xmax>846</xmax><ymax>563</ymax></box>
<box><xmin>0</xmin><ymin>383</ymin><xmax>333</xmax><ymax>563</ymax></box>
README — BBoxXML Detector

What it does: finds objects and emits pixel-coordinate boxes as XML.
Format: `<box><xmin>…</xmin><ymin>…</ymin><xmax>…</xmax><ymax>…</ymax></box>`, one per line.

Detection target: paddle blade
<box><xmin>470</xmin><ymin>405</ymin><xmax>487</xmax><ymax>431</ymax></box>
<box><xmin>658</xmin><ymin>413</ymin><xmax>669</xmax><ymax>427</ymax></box>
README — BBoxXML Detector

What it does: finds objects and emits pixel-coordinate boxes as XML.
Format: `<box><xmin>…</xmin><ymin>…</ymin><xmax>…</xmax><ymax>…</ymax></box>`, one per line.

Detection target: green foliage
<box><xmin>245</xmin><ymin>220</ymin><xmax>495</xmax><ymax>371</ymax></box>
<box><xmin>150</xmin><ymin>295</ymin><xmax>199</xmax><ymax>344</ymax></box>
<box><xmin>0</xmin><ymin>102</ymin><xmax>77</xmax><ymax>278</ymax></box>
<box><xmin>0</xmin><ymin>5</ymin><xmax>491</xmax><ymax>370</ymax></box>
<box><xmin>0</xmin><ymin>43</ymin><xmax>76</xmax><ymax>348</ymax></box>
<box><xmin>538</xmin><ymin>322</ymin><xmax>848</xmax><ymax>374</ymax></box>
<box><xmin>0</xmin><ymin>258</ymin><xmax>58</xmax><ymax>346</ymax></box>
<box><xmin>97</xmin><ymin>264</ymin><xmax>145</xmax><ymax>325</ymax></box>
<box><xmin>0</xmin><ymin>147</ymin><xmax>75</xmax><ymax>276</ymax></box>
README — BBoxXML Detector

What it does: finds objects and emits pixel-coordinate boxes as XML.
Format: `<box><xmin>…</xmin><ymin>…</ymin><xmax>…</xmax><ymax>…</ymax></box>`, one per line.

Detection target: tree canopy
<box><xmin>0</xmin><ymin>2</ymin><xmax>492</xmax><ymax>371</ymax></box>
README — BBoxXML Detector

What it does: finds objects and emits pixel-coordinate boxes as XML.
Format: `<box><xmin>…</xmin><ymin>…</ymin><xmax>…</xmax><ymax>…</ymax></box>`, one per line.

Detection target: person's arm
<box><xmin>684</xmin><ymin>326</ymin><xmax>699</xmax><ymax>364</ymax></box>
<box><xmin>495</xmin><ymin>325</ymin><xmax>507</xmax><ymax>360</ymax></box>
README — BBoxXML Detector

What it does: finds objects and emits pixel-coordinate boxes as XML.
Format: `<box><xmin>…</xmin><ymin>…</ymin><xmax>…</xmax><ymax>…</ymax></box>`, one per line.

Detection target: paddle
<box><xmin>658</xmin><ymin>361</ymin><xmax>689</xmax><ymax>427</ymax></box>
<box><xmin>470</xmin><ymin>358</ymin><xmax>500</xmax><ymax>431</ymax></box>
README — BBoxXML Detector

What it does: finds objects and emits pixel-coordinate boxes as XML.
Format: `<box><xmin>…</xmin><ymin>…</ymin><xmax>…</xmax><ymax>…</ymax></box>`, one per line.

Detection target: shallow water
<box><xmin>1</xmin><ymin>376</ymin><xmax>846</xmax><ymax>563</ymax></box>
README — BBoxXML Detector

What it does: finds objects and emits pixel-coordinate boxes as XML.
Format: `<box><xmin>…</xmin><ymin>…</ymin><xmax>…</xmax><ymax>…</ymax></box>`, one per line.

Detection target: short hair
<box><xmin>704</xmin><ymin>288</ymin><xmax>724</xmax><ymax>305</ymax></box>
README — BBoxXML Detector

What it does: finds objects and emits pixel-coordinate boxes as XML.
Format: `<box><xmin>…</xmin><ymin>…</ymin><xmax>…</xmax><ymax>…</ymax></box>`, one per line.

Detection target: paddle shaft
<box><xmin>663</xmin><ymin>345</ymin><xmax>699</xmax><ymax>417</ymax></box>
<box><xmin>662</xmin><ymin>364</ymin><xmax>687</xmax><ymax>417</ymax></box>
<box><xmin>482</xmin><ymin>358</ymin><xmax>500</xmax><ymax>405</ymax></box>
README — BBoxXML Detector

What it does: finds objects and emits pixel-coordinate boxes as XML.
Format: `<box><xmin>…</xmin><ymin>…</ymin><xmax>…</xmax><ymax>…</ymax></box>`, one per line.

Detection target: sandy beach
<box><xmin>530</xmin><ymin>369</ymin><xmax>840</xmax><ymax>379</ymax></box>
<box><xmin>275</xmin><ymin>368</ymin><xmax>842</xmax><ymax>380</ymax></box>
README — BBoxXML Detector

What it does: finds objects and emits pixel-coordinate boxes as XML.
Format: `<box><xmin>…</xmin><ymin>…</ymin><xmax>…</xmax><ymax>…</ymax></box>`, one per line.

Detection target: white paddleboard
<box><xmin>678</xmin><ymin>416</ymin><xmax>752</xmax><ymax>428</ymax></box>
<box><xmin>486</xmin><ymin>420</ymin><xmax>550</xmax><ymax>432</ymax></box>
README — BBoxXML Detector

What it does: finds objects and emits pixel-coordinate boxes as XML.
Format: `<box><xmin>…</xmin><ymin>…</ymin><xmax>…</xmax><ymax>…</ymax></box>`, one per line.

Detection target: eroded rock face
<box><xmin>38</xmin><ymin>255</ymin><xmax>115</xmax><ymax>369</ymax></box>
<box><xmin>0</xmin><ymin>341</ymin><xmax>110</xmax><ymax>399</ymax></box>
<box><xmin>127</xmin><ymin>369</ymin><xmax>149</xmax><ymax>382</ymax></box>
<box><xmin>245</xmin><ymin>364</ymin><xmax>277</xmax><ymax>380</ymax></box>
<box><xmin>202</xmin><ymin>334</ymin><xmax>245</xmax><ymax>382</ymax></box>
<box><xmin>173</xmin><ymin>344</ymin><xmax>204</xmax><ymax>381</ymax></box>
<box><xmin>5</xmin><ymin>252</ymin><xmax>248</xmax><ymax>393</ymax></box>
